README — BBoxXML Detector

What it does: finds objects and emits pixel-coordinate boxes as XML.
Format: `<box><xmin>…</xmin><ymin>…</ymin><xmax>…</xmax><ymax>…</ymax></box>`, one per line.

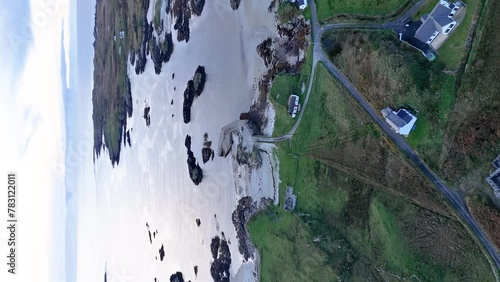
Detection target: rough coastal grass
<box><xmin>322</xmin><ymin>30</ymin><xmax>456</xmax><ymax>170</ymax></box>
<box><xmin>248</xmin><ymin>65</ymin><xmax>495</xmax><ymax>281</ymax></box>
<box><xmin>268</xmin><ymin>46</ymin><xmax>312</xmax><ymax>137</ymax></box>
<box><xmin>316</xmin><ymin>0</ymin><xmax>412</xmax><ymax>22</ymax></box>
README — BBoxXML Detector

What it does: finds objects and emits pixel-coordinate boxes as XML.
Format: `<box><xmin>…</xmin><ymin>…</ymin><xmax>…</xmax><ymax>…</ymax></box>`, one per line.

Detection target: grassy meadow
<box><xmin>248</xmin><ymin>65</ymin><xmax>495</xmax><ymax>281</ymax></box>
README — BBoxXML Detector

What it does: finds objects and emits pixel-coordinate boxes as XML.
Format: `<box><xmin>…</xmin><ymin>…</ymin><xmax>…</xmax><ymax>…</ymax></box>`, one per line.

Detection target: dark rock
<box><xmin>129</xmin><ymin>52</ymin><xmax>135</xmax><ymax>65</ymax></box>
<box><xmin>193</xmin><ymin>65</ymin><xmax>206</xmax><ymax>97</ymax></box>
<box><xmin>202</xmin><ymin>148</ymin><xmax>213</xmax><ymax>164</ymax></box>
<box><xmin>182</xmin><ymin>66</ymin><xmax>206</xmax><ymax>124</ymax></box>
<box><xmin>172</xmin><ymin>73</ymin><xmax>175</xmax><ymax>79</ymax></box>
<box><xmin>148</xmin><ymin>230</ymin><xmax>152</xmax><ymax>244</ymax></box>
<box><xmin>210</xmin><ymin>236</ymin><xmax>220</xmax><ymax>259</ymax></box>
<box><xmin>169</xmin><ymin>272</ymin><xmax>184</xmax><ymax>282</ymax></box>
<box><xmin>196</xmin><ymin>218</ymin><xmax>201</xmax><ymax>227</ymax></box>
<box><xmin>257</xmin><ymin>38</ymin><xmax>273</xmax><ymax>67</ymax></box>
<box><xmin>210</xmin><ymin>236</ymin><xmax>231</xmax><ymax>282</ymax></box>
<box><xmin>191</xmin><ymin>0</ymin><xmax>205</xmax><ymax>16</ymax></box>
<box><xmin>144</xmin><ymin>105</ymin><xmax>151</xmax><ymax>126</ymax></box>
<box><xmin>229</xmin><ymin>0</ymin><xmax>241</xmax><ymax>10</ymax></box>
<box><xmin>182</xmin><ymin>81</ymin><xmax>195</xmax><ymax>123</ymax></box>
<box><xmin>185</xmin><ymin>135</ymin><xmax>203</xmax><ymax>185</ymax></box>
<box><xmin>173</xmin><ymin>0</ymin><xmax>191</xmax><ymax>42</ymax></box>
<box><xmin>194</xmin><ymin>265</ymin><xmax>198</xmax><ymax>277</ymax></box>
<box><xmin>171</xmin><ymin>99</ymin><xmax>174</xmax><ymax>105</ymax></box>
<box><xmin>126</xmin><ymin>130</ymin><xmax>131</xmax><ymax>147</ymax></box>
<box><xmin>150</xmin><ymin>33</ymin><xmax>174</xmax><ymax>74</ymax></box>
<box><xmin>159</xmin><ymin>244</ymin><xmax>165</xmax><ymax>261</ymax></box>
<box><xmin>232</xmin><ymin>197</ymin><xmax>271</xmax><ymax>261</ymax></box>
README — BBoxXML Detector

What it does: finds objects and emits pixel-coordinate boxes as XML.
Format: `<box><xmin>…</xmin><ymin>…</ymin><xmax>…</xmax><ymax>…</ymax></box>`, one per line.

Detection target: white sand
<box><xmin>90</xmin><ymin>1</ymin><xmax>278</xmax><ymax>281</ymax></box>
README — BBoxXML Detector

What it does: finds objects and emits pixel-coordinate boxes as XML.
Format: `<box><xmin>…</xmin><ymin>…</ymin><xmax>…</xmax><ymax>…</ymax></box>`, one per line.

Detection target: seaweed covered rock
<box><xmin>182</xmin><ymin>66</ymin><xmax>207</xmax><ymax>124</ymax></box>
<box><xmin>150</xmin><ymin>33</ymin><xmax>174</xmax><ymax>74</ymax></box>
<box><xmin>185</xmin><ymin>135</ymin><xmax>203</xmax><ymax>185</ymax></box>
<box><xmin>193</xmin><ymin>65</ymin><xmax>206</xmax><ymax>96</ymax></box>
<box><xmin>173</xmin><ymin>0</ymin><xmax>191</xmax><ymax>42</ymax></box>
<box><xmin>210</xmin><ymin>236</ymin><xmax>231</xmax><ymax>282</ymax></box>
<box><xmin>182</xmin><ymin>81</ymin><xmax>195</xmax><ymax>123</ymax></box>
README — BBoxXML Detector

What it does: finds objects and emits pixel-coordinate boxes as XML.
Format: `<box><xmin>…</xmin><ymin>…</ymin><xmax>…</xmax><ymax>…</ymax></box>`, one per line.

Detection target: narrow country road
<box><xmin>255</xmin><ymin>0</ymin><xmax>500</xmax><ymax>272</ymax></box>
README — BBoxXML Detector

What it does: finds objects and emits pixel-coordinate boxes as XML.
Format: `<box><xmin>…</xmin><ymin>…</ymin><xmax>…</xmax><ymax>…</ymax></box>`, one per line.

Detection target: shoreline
<box><xmin>91</xmin><ymin>0</ymin><xmax>287</xmax><ymax>281</ymax></box>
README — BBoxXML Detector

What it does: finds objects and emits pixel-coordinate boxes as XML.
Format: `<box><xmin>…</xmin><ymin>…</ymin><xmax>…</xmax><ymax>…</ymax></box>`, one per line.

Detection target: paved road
<box><xmin>255</xmin><ymin>0</ymin><xmax>500</xmax><ymax>272</ymax></box>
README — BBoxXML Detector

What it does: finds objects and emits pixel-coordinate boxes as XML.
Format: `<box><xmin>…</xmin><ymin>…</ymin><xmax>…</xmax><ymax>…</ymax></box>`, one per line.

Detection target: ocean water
<box><xmin>76</xmin><ymin>1</ymin><xmax>278</xmax><ymax>281</ymax></box>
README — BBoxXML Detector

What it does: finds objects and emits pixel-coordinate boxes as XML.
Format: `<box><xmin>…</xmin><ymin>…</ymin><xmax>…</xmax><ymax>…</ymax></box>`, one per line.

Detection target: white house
<box><xmin>415</xmin><ymin>0</ymin><xmax>463</xmax><ymax>47</ymax></box>
<box><xmin>381</xmin><ymin>107</ymin><xmax>417</xmax><ymax>137</ymax></box>
<box><xmin>290</xmin><ymin>0</ymin><xmax>308</xmax><ymax>10</ymax></box>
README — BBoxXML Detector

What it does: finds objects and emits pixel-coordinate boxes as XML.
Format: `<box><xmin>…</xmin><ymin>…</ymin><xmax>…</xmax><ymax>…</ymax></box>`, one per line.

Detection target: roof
<box><xmin>387</xmin><ymin>112</ymin><xmax>406</xmax><ymax>128</ymax></box>
<box><xmin>434</xmin><ymin>16</ymin><xmax>454</xmax><ymax>27</ymax></box>
<box><xmin>488</xmin><ymin>168</ymin><xmax>500</xmax><ymax>187</ymax></box>
<box><xmin>298</xmin><ymin>0</ymin><xmax>307</xmax><ymax>6</ymax></box>
<box><xmin>288</xmin><ymin>95</ymin><xmax>298</xmax><ymax>114</ymax></box>
<box><xmin>414</xmin><ymin>0</ymin><xmax>457</xmax><ymax>43</ymax></box>
<box><xmin>415</xmin><ymin>19</ymin><xmax>438</xmax><ymax>42</ymax></box>
<box><xmin>493</xmin><ymin>155</ymin><xmax>500</xmax><ymax>169</ymax></box>
<box><xmin>431</xmin><ymin>4</ymin><xmax>452</xmax><ymax>18</ymax></box>
<box><xmin>396</xmin><ymin>109</ymin><xmax>414</xmax><ymax>123</ymax></box>
<box><xmin>384</xmin><ymin>108</ymin><xmax>417</xmax><ymax>136</ymax></box>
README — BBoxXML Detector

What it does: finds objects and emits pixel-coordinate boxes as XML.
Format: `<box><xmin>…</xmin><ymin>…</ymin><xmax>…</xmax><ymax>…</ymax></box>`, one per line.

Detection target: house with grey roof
<box><xmin>414</xmin><ymin>0</ymin><xmax>465</xmax><ymax>49</ymax></box>
<box><xmin>381</xmin><ymin>107</ymin><xmax>418</xmax><ymax>137</ymax></box>
<box><xmin>486</xmin><ymin>155</ymin><xmax>500</xmax><ymax>198</ymax></box>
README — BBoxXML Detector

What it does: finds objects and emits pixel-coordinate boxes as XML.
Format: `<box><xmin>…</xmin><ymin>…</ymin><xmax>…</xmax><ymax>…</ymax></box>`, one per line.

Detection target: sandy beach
<box><xmin>90</xmin><ymin>0</ymin><xmax>279</xmax><ymax>281</ymax></box>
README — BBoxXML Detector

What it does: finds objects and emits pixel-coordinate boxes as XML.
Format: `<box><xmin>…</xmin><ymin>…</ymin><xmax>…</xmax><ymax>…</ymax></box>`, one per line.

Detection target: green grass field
<box><xmin>437</xmin><ymin>0</ymin><xmax>483</xmax><ymax>69</ymax></box>
<box><xmin>269</xmin><ymin>46</ymin><xmax>312</xmax><ymax>137</ymax></box>
<box><xmin>248</xmin><ymin>64</ymin><xmax>495</xmax><ymax>281</ymax></box>
<box><xmin>316</xmin><ymin>0</ymin><xmax>412</xmax><ymax>22</ymax></box>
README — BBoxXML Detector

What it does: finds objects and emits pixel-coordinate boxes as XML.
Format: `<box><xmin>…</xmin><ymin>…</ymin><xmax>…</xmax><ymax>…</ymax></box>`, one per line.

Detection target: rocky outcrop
<box><xmin>210</xmin><ymin>235</ymin><xmax>231</xmax><ymax>282</ymax></box>
<box><xmin>230</xmin><ymin>0</ymin><xmax>241</xmax><ymax>10</ymax></box>
<box><xmin>196</xmin><ymin>218</ymin><xmax>201</xmax><ymax>226</ymax></box>
<box><xmin>134</xmin><ymin>17</ymin><xmax>154</xmax><ymax>75</ymax></box>
<box><xmin>250</xmin><ymin>16</ymin><xmax>310</xmax><ymax>134</ymax></box>
<box><xmin>144</xmin><ymin>105</ymin><xmax>151</xmax><ymax>126</ymax></box>
<box><xmin>150</xmin><ymin>33</ymin><xmax>174</xmax><ymax>74</ymax></box>
<box><xmin>183</xmin><ymin>81</ymin><xmax>195</xmax><ymax>123</ymax></box>
<box><xmin>193</xmin><ymin>65</ymin><xmax>206</xmax><ymax>96</ymax></box>
<box><xmin>185</xmin><ymin>135</ymin><xmax>203</xmax><ymax>185</ymax></box>
<box><xmin>257</xmin><ymin>38</ymin><xmax>273</xmax><ymax>67</ymax></box>
<box><xmin>191</xmin><ymin>0</ymin><xmax>205</xmax><ymax>16</ymax></box>
<box><xmin>182</xmin><ymin>66</ymin><xmax>207</xmax><ymax>124</ymax></box>
<box><xmin>232</xmin><ymin>197</ymin><xmax>257</xmax><ymax>261</ymax></box>
<box><xmin>194</xmin><ymin>265</ymin><xmax>198</xmax><ymax>277</ymax></box>
<box><xmin>202</xmin><ymin>133</ymin><xmax>215</xmax><ymax>163</ymax></box>
<box><xmin>169</xmin><ymin>272</ymin><xmax>184</xmax><ymax>282</ymax></box>
<box><xmin>173</xmin><ymin>0</ymin><xmax>191</xmax><ymax>42</ymax></box>
<box><xmin>159</xmin><ymin>244</ymin><xmax>165</xmax><ymax>261</ymax></box>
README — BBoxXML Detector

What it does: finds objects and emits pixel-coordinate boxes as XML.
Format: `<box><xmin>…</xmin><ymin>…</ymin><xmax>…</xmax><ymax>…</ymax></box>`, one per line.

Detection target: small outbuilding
<box><xmin>381</xmin><ymin>107</ymin><xmax>417</xmax><ymax>137</ymax></box>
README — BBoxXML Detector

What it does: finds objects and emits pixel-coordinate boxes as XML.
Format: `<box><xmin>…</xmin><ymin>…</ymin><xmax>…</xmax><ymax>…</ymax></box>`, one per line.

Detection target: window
<box><xmin>445</xmin><ymin>28</ymin><xmax>451</xmax><ymax>34</ymax></box>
